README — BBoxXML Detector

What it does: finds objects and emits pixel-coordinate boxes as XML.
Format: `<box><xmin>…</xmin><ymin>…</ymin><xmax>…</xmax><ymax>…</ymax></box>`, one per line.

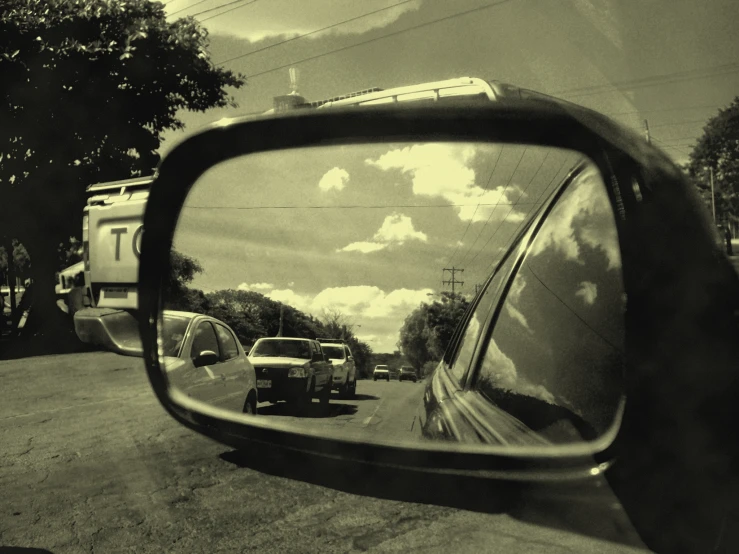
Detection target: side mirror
<box><xmin>323</xmin><ymin>353</ymin><xmax>330</xmax><ymax>363</ymax></box>
<box><xmin>193</xmin><ymin>350</ymin><xmax>218</xmax><ymax>367</ymax></box>
<box><xmin>347</xmin><ymin>355</ymin><xmax>354</xmax><ymax>361</ymax></box>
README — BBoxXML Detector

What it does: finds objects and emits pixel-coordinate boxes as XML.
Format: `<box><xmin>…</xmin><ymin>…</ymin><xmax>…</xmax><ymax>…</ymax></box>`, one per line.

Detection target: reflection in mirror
<box><xmin>159</xmin><ymin>141</ymin><xmax>625</xmax><ymax>449</ymax></box>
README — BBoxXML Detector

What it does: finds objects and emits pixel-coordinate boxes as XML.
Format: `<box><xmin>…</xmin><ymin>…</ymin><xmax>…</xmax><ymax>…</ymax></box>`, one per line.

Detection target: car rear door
<box><xmin>213</xmin><ymin>322</ymin><xmax>251</xmax><ymax>411</ymax></box>
<box><xmin>182</xmin><ymin>320</ymin><xmax>226</xmax><ymax>405</ymax></box>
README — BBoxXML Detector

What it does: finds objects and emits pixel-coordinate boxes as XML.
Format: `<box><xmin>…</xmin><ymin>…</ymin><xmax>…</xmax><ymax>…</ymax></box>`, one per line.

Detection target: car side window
<box><xmin>214</xmin><ymin>324</ymin><xmax>239</xmax><ymax>361</ymax></box>
<box><xmin>446</xmin><ymin>250</ymin><xmax>518</xmax><ymax>386</ymax></box>
<box><xmin>190</xmin><ymin>321</ymin><xmax>220</xmax><ymax>362</ymax></box>
<box><xmin>473</xmin><ymin>166</ymin><xmax>626</xmax><ymax>443</ymax></box>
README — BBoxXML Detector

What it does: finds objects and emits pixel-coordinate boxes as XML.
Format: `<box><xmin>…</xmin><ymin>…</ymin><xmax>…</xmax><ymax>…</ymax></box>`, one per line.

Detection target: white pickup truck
<box><xmin>72</xmin><ymin>175</ymin><xmax>153</xmax><ymax>356</ymax></box>
<box><xmin>373</xmin><ymin>365</ymin><xmax>390</xmax><ymax>382</ymax></box>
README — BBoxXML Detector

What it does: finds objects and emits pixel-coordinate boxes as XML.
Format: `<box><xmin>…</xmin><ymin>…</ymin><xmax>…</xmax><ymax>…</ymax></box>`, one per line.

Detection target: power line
<box><xmin>455</xmin><ymin>148</ymin><xmax>528</xmax><ymax>269</ymax></box>
<box><xmin>176</xmin><ymin>0</ymin><xmax>256</xmax><ymax>19</ymax></box>
<box><xmin>219</xmin><ymin>0</ymin><xmax>521</xmax><ymax>74</ymax></box>
<box><xmin>552</xmin><ymin>63</ymin><xmax>739</xmax><ymax>98</ymax></box>
<box><xmin>199</xmin><ymin>0</ymin><xmax>259</xmax><ymax>22</ymax></box>
<box><xmin>605</xmin><ymin>104</ymin><xmax>726</xmax><ymax>116</ymax></box>
<box><xmin>464</xmin><ymin>150</ymin><xmax>551</xmax><ymax>269</ymax></box>
<box><xmin>215</xmin><ymin>0</ymin><xmax>419</xmax><ymax>64</ymax></box>
<box><xmin>648</xmin><ymin>118</ymin><xmax>708</xmax><ymax>129</ymax></box>
<box><xmin>182</xmin><ymin>201</ymin><xmax>545</xmax><ymax>210</ymax></box>
<box><xmin>476</xmin><ymin>157</ymin><xmax>571</xmax><ymax>279</ymax></box>
<box><xmin>168</xmin><ymin>0</ymin><xmax>210</xmax><ymax>16</ymax></box>
<box><xmin>443</xmin><ymin>145</ymin><xmax>505</xmax><ymax>269</ymax></box>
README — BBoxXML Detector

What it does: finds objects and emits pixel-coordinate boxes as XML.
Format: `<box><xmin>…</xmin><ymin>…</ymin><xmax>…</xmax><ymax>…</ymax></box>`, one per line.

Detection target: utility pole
<box><xmin>277</xmin><ymin>304</ymin><xmax>284</xmax><ymax>337</ymax></box>
<box><xmin>644</xmin><ymin>119</ymin><xmax>651</xmax><ymax>144</ymax></box>
<box><xmin>442</xmin><ymin>267</ymin><xmax>464</xmax><ymax>295</ymax></box>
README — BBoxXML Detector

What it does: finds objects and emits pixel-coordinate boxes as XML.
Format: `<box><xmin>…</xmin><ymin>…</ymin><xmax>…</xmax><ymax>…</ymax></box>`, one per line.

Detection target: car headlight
<box><xmin>287</xmin><ymin>365</ymin><xmax>308</xmax><ymax>378</ymax></box>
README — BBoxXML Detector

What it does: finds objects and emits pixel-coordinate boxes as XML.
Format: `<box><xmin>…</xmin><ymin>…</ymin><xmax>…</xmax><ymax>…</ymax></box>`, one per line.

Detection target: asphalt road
<box><xmin>1</xmin><ymin>352</ymin><xmax>649</xmax><ymax>553</ymax></box>
<box><xmin>256</xmin><ymin>378</ymin><xmax>425</xmax><ymax>444</ymax></box>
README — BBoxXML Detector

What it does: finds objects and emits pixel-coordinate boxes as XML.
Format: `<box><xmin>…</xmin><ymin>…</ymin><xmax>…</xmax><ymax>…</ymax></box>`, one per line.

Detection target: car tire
<box><xmin>290</xmin><ymin>379</ymin><xmax>313</xmax><ymax>414</ymax></box>
<box><xmin>339</xmin><ymin>378</ymin><xmax>349</xmax><ymax>399</ymax></box>
<box><xmin>348</xmin><ymin>376</ymin><xmax>356</xmax><ymax>399</ymax></box>
<box><xmin>319</xmin><ymin>381</ymin><xmax>331</xmax><ymax>406</ymax></box>
<box><xmin>243</xmin><ymin>392</ymin><xmax>257</xmax><ymax>415</ymax></box>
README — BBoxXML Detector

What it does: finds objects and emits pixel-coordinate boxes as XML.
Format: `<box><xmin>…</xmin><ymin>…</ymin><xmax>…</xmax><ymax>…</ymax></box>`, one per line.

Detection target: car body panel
<box><xmin>160</xmin><ymin>312</ymin><xmax>257</xmax><ymax>413</ymax></box>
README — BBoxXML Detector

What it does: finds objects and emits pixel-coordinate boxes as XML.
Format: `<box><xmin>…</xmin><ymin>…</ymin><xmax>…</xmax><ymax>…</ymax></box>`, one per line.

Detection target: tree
<box><xmin>0</xmin><ymin>0</ymin><xmax>245</xmax><ymax>338</ymax></box>
<box><xmin>688</xmin><ymin>98</ymin><xmax>739</xmax><ymax>233</ymax></box>
<box><xmin>398</xmin><ymin>292</ymin><xmax>469</xmax><ymax>373</ymax></box>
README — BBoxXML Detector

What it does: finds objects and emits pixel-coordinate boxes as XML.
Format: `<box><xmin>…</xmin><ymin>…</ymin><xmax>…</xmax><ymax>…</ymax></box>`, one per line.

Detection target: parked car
<box><xmin>158</xmin><ymin>310</ymin><xmax>258</xmax><ymax>414</ymax></box>
<box><xmin>398</xmin><ymin>366</ymin><xmax>418</xmax><ymax>383</ymax></box>
<box><xmin>373</xmin><ymin>365</ymin><xmax>390</xmax><ymax>381</ymax></box>
<box><xmin>317</xmin><ymin>338</ymin><xmax>357</xmax><ymax>398</ymax></box>
<box><xmin>248</xmin><ymin>337</ymin><xmax>333</xmax><ymax>412</ymax></box>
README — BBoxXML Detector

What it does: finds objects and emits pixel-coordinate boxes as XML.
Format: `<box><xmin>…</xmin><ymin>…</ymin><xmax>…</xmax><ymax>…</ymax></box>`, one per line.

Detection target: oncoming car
<box><xmin>248</xmin><ymin>337</ymin><xmax>333</xmax><ymax>412</ymax></box>
<box><xmin>158</xmin><ymin>310</ymin><xmax>258</xmax><ymax>414</ymax></box>
<box><xmin>398</xmin><ymin>366</ymin><xmax>418</xmax><ymax>383</ymax></box>
<box><xmin>373</xmin><ymin>365</ymin><xmax>390</xmax><ymax>381</ymax></box>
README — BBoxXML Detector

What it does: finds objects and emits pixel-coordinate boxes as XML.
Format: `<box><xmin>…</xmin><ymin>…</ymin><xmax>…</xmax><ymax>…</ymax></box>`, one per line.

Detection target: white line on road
<box><xmin>362</xmin><ymin>398</ymin><xmax>384</xmax><ymax>426</ymax></box>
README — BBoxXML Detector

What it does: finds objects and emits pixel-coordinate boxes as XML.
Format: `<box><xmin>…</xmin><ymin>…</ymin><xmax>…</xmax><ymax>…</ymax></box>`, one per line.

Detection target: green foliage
<box><xmin>398</xmin><ymin>292</ymin><xmax>469</xmax><ymax>371</ymax></box>
<box><xmin>688</xmin><ymin>97</ymin><xmax>739</xmax><ymax>227</ymax></box>
<box><xmin>0</xmin><ymin>239</ymin><xmax>30</xmax><ymax>278</ymax></box>
<box><xmin>0</xmin><ymin>0</ymin><xmax>245</xmax><ymax>241</ymax></box>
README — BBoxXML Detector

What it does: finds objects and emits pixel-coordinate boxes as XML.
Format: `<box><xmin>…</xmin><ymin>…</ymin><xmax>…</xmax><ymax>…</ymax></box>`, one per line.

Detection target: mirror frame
<box><xmin>138</xmin><ymin>100</ymin><xmax>701</xmax><ymax>482</ymax></box>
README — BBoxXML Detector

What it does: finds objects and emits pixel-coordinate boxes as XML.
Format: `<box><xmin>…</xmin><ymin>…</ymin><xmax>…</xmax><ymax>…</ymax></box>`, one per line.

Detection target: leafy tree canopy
<box><xmin>687</xmin><ymin>97</ymin><xmax>739</xmax><ymax>226</ymax></box>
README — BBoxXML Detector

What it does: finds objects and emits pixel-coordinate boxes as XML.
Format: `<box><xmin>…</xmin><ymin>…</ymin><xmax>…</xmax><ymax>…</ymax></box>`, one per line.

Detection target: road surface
<box><xmin>255</xmin><ymin>378</ymin><xmax>425</xmax><ymax>444</ymax></box>
<box><xmin>1</xmin><ymin>352</ymin><xmax>649</xmax><ymax>553</ymax></box>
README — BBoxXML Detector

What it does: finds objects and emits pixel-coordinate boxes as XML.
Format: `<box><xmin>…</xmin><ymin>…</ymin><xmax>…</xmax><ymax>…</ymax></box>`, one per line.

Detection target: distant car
<box><xmin>158</xmin><ymin>310</ymin><xmax>258</xmax><ymax>414</ymax></box>
<box><xmin>317</xmin><ymin>338</ymin><xmax>357</xmax><ymax>398</ymax></box>
<box><xmin>373</xmin><ymin>365</ymin><xmax>390</xmax><ymax>381</ymax></box>
<box><xmin>248</xmin><ymin>337</ymin><xmax>333</xmax><ymax>412</ymax></box>
<box><xmin>398</xmin><ymin>366</ymin><xmax>418</xmax><ymax>382</ymax></box>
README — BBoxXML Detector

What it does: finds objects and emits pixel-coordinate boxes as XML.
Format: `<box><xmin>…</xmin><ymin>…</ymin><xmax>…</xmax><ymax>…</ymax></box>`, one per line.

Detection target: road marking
<box><xmin>362</xmin><ymin>398</ymin><xmax>384</xmax><ymax>426</ymax></box>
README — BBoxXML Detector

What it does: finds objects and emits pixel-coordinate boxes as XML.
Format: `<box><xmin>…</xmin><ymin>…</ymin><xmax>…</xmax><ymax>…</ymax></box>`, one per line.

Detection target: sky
<box><xmin>160</xmin><ymin>0</ymin><xmax>739</xmax><ymax>350</ymax></box>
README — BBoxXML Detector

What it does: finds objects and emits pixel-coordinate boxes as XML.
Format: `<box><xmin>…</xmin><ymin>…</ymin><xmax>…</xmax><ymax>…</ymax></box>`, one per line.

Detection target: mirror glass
<box><xmin>159</xmin><ymin>141</ymin><xmax>626</xmax><ymax>450</ymax></box>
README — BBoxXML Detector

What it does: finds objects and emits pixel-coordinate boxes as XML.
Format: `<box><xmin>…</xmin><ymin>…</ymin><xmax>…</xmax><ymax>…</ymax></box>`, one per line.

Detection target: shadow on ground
<box><xmin>257</xmin><ymin>401</ymin><xmax>358</xmax><ymax>419</ymax></box>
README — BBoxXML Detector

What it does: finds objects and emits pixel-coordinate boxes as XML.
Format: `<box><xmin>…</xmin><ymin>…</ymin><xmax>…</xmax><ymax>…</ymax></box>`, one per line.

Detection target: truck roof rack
<box><xmin>316</xmin><ymin>337</ymin><xmax>346</xmax><ymax>344</ymax></box>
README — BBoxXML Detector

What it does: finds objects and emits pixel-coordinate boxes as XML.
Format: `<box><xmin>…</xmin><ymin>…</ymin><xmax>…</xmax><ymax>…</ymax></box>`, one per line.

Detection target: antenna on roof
<box><xmin>289</xmin><ymin>67</ymin><xmax>299</xmax><ymax>96</ymax></box>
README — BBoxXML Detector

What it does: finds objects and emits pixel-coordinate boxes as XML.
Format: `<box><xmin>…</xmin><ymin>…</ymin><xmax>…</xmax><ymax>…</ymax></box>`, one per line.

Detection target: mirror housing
<box><xmin>138</xmin><ymin>102</ymin><xmax>739</xmax><ymax>554</ymax></box>
<box><xmin>193</xmin><ymin>350</ymin><xmax>218</xmax><ymax>368</ymax></box>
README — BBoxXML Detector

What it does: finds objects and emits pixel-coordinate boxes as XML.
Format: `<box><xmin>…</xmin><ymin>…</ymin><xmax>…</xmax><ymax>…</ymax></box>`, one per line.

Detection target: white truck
<box><xmin>72</xmin><ymin>175</ymin><xmax>153</xmax><ymax>356</ymax></box>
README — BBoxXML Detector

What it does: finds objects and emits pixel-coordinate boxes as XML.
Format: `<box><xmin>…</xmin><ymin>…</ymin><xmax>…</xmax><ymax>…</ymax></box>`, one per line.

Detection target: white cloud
<box><xmin>318</xmin><ymin>167</ymin><xmax>349</xmax><ymax>192</ymax></box>
<box><xmin>505</xmin><ymin>275</ymin><xmax>531</xmax><ymax>331</ymax></box>
<box><xmin>481</xmin><ymin>339</ymin><xmax>555</xmax><ymax>405</ymax></box>
<box><xmin>201</xmin><ymin>1</ymin><xmax>422</xmax><ymax>43</ymax></box>
<box><xmin>575</xmin><ymin>281</ymin><xmax>598</xmax><ymax>305</ymax></box>
<box><xmin>340</xmin><ymin>241</ymin><xmax>387</xmax><ymax>254</ymax></box>
<box><xmin>365</xmin><ymin>143</ymin><xmax>525</xmax><ymax>223</ymax></box>
<box><xmin>338</xmin><ymin>212</ymin><xmax>427</xmax><ymax>253</ymax></box>
<box><xmin>529</xmin><ymin>165</ymin><xmax>621</xmax><ymax>270</ymax></box>
<box><xmin>266</xmin><ymin>288</ymin><xmax>311</xmax><ymax>312</ymax></box>
<box><xmin>238</xmin><ymin>282</ymin><xmax>274</xmax><ymax>291</ymax></box>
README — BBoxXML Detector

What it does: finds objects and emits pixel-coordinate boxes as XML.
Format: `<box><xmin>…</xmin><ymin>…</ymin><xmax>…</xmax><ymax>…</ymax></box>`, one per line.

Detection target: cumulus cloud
<box><xmin>338</xmin><ymin>212</ymin><xmax>427</xmax><ymax>253</ymax></box>
<box><xmin>365</xmin><ymin>143</ymin><xmax>525</xmax><ymax>223</ymax></box>
<box><xmin>252</xmin><ymin>284</ymin><xmax>433</xmax><ymax>322</ymax></box>
<box><xmin>505</xmin><ymin>275</ymin><xmax>531</xmax><ymax>331</ymax></box>
<box><xmin>481</xmin><ymin>339</ymin><xmax>555</xmax><ymax>405</ymax></box>
<box><xmin>238</xmin><ymin>282</ymin><xmax>274</xmax><ymax>291</ymax></box>
<box><xmin>318</xmin><ymin>167</ymin><xmax>349</xmax><ymax>191</ymax></box>
<box><xmin>529</xmin><ymin>166</ymin><xmax>621</xmax><ymax>270</ymax></box>
<box><xmin>575</xmin><ymin>281</ymin><xmax>598</xmax><ymax>305</ymax></box>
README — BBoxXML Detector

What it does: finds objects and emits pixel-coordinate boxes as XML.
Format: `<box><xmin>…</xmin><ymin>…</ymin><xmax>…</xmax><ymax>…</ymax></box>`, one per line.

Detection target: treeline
<box><xmin>164</xmin><ymin>252</ymin><xmax>374</xmax><ymax>377</ymax></box>
<box><xmin>398</xmin><ymin>292</ymin><xmax>470</xmax><ymax>377</ymax></box>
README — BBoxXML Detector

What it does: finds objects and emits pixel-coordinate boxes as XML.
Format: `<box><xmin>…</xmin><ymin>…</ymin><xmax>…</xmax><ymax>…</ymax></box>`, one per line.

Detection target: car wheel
<box><xmin>243</xmin><ymin>392</ymin><xmax>257</xmax><ymax>415</ymax></box>
<box><xmin>348</xmin><ymin>376</ymin><xmax>356</xmax><ymax>399</ymax></box>
<box><xmin>339</xmin><ymin>378</ymin><xmax>349</xmax><ymax>399</ymax></box>
<box><xmin>319</xmin><ymin>381</ymin><xmax>331</xmax><ymax>406</ymax></box>
<box><xmin>290</xmin><ymin>379</ymin><xmax>313</xmax><ymax>414</ymax></box>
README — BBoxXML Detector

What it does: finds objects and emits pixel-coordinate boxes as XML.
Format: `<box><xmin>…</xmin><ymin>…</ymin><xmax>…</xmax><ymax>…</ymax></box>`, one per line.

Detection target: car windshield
<box><xmin>250</xmin><ymin>339</ymin><xmax>312</xmax><ymax>359</ymax></box>
<box><xmin>321</xmin><ymin>345</ymin><xmax>344</xmax><ymax>359</ymax></box>
<box><xmin>159</xmin><ymin>314</ymin><xmax>193</xmax><ymax>358</ymax></box>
